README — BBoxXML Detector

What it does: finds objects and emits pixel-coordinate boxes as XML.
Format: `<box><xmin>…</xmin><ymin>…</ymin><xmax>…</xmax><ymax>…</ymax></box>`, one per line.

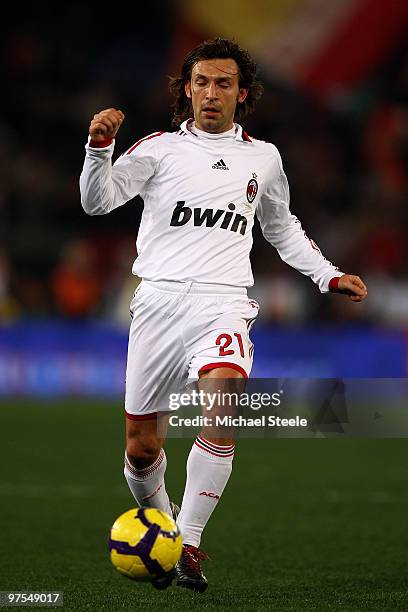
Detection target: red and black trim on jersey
<box><xmin>329</xmin><ymin>276</ymin><xmax>350</xmax><ymax>294</ymax></box>
<box><xmin>125</xmin><ymin>131</ymin><xmax>165</xmax><ymax>155</ymax></box>
<box><xmin>89</xmin><ymin>137</ymin><xmax>114</xmax><ymax>148</ymax></box>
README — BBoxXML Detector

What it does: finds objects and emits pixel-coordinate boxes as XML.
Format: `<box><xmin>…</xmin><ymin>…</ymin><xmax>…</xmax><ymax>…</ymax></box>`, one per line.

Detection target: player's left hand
<box><xmin>337</xmin><ymin>274</ymin><xmax>368</xmax><ymax>302</ymax></box>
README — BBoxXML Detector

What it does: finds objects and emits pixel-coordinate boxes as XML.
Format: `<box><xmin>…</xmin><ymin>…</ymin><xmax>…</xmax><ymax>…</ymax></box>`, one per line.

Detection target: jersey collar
<box><xmin>179</xmin><ymin>119</ymin><xmax>252</xmax><ymax>143</ymax></box>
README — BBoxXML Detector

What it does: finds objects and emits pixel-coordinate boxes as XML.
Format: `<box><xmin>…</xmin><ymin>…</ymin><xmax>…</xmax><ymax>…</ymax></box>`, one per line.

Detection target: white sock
<box><xmin>124</xmin><ymin>448</ymin><xmax>171</xmax><ymax>515</ymax></box>
<box><xmin>177</xmin><ymin>434</ymin><xmax>235</xmax><ymax>547</ymax></box>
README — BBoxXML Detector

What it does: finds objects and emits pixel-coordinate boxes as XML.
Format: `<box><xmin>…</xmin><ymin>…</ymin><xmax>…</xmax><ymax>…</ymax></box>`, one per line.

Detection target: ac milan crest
<box><xmin>246</xmin><ymin>177</ymin><xmax>258</xmax><ymax>203</ymax></box>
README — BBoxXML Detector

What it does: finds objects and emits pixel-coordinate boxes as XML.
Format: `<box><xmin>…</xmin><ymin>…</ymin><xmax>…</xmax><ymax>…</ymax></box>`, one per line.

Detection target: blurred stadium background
<box><xmin>1</xmin><ymin>3</ymin><xmax>408</xmax><ymax>609</ymax></box>
<box><xmin>1</xmin><ymin>0</ymin><xmax>408</xmax><ymax>392</ymax></box>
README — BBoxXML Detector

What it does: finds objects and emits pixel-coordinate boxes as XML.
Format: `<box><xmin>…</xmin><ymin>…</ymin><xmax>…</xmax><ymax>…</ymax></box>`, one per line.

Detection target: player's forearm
<box><xmin>276</xmin><ymin>239</ymin><xmax>342</xmax><ymax>292</ymax></box>
<box><xmin>80</xmin><ymin>143</ymin><xmax>128</xmax><ymax>215</ymax></box>
<box><xmin>80</xmin><ymin>142</ymin><xmax>115</xmax><ymax>215</ymax></box>
<box><xmin>265</xmin><ymin>218</ymin><xmax>342</xmax><ymax>293</ymax></box>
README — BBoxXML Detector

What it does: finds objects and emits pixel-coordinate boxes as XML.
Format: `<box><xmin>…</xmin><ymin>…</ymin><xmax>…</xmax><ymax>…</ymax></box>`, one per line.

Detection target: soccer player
<box><xmin>80</xmin><ymin>38</ymin><xmax>367</xmax><ymax>592</ymax></box>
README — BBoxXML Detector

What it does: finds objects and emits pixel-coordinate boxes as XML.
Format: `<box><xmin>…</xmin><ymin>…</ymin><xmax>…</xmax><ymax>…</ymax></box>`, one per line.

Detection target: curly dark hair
<box><xmin>169</xmin><ymin>37</ymin><xmax>264</xmax><ymax>128</ymax></box>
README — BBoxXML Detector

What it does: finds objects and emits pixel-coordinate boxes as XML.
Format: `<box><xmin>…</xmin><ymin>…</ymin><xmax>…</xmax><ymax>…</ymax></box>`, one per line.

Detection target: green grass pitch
<box><xmin>0</xmin><ymin>401</ymin><xmax>407</xmax><ymax>610</ymax></box>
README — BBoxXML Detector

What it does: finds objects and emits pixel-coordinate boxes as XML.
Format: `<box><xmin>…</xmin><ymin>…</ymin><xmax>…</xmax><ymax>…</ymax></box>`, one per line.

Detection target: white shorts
<box><xmin>124</xmin><ymin>280</ymin><xmax>259</xmax><ymax>419</ymax></box>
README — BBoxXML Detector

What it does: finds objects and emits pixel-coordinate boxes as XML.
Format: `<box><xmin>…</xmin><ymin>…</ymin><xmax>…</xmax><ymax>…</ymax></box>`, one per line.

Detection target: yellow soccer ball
<box><xmin>109</xmin><ymin>507</ymin><xmax>182</xmax><ymax>581</ymax></box>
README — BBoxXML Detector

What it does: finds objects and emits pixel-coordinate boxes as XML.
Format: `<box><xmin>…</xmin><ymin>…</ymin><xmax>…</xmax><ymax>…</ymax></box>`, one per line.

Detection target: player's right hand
<box><xmin>89</xmin><ymin>108</ymin><xmax>125</xmax><ymax>142</ymax></box>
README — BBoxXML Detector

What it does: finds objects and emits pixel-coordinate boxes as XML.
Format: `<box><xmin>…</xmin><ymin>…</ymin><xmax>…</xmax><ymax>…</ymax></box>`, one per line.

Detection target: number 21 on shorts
<box><xmin>215</xmin><ymin>333</ymin><xmax>245</xmax><ymax>358</ymax></box>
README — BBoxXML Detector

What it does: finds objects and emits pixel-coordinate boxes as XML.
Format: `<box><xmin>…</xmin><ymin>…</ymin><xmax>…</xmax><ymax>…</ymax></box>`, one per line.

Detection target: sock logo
<box><xmin>142</xmin><ymin>484</ymin><xmax>163</xmax><ymax>502</ymax></box>
<box><xmin>199</xmin><ymin>491</ymin><xmax>220</xmax><ymax>500</ymax></box>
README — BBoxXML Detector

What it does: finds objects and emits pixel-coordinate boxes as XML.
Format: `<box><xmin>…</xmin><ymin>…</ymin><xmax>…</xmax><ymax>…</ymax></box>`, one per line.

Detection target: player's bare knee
<box><xmin>126</xmin><ymin>442</ymin><xmax>161</xmax><ymax>469</ymax></box>
<box><xmin>126</xmin><ymin>449</ymin><xmax>160</xmax><ymax>470</ymax></box>
<box><xmin>126</xmin><ymin>431</ymin><xmax>161</xmax><ymax>469</ymax></box>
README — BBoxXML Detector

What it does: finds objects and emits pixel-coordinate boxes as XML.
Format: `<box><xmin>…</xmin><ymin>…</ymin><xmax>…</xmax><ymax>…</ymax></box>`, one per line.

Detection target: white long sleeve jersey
<box><xmin>80</xmin><ymin>119</ymin><xmax>341</xmax><ymax>290</ymax></box>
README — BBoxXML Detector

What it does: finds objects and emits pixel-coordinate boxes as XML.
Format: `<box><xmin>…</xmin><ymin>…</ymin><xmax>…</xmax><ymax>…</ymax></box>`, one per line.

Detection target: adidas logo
<box><xmin>212</xmin><ymin>159</ymin><xmax>229</xmax><ymax>170</ymax></box>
